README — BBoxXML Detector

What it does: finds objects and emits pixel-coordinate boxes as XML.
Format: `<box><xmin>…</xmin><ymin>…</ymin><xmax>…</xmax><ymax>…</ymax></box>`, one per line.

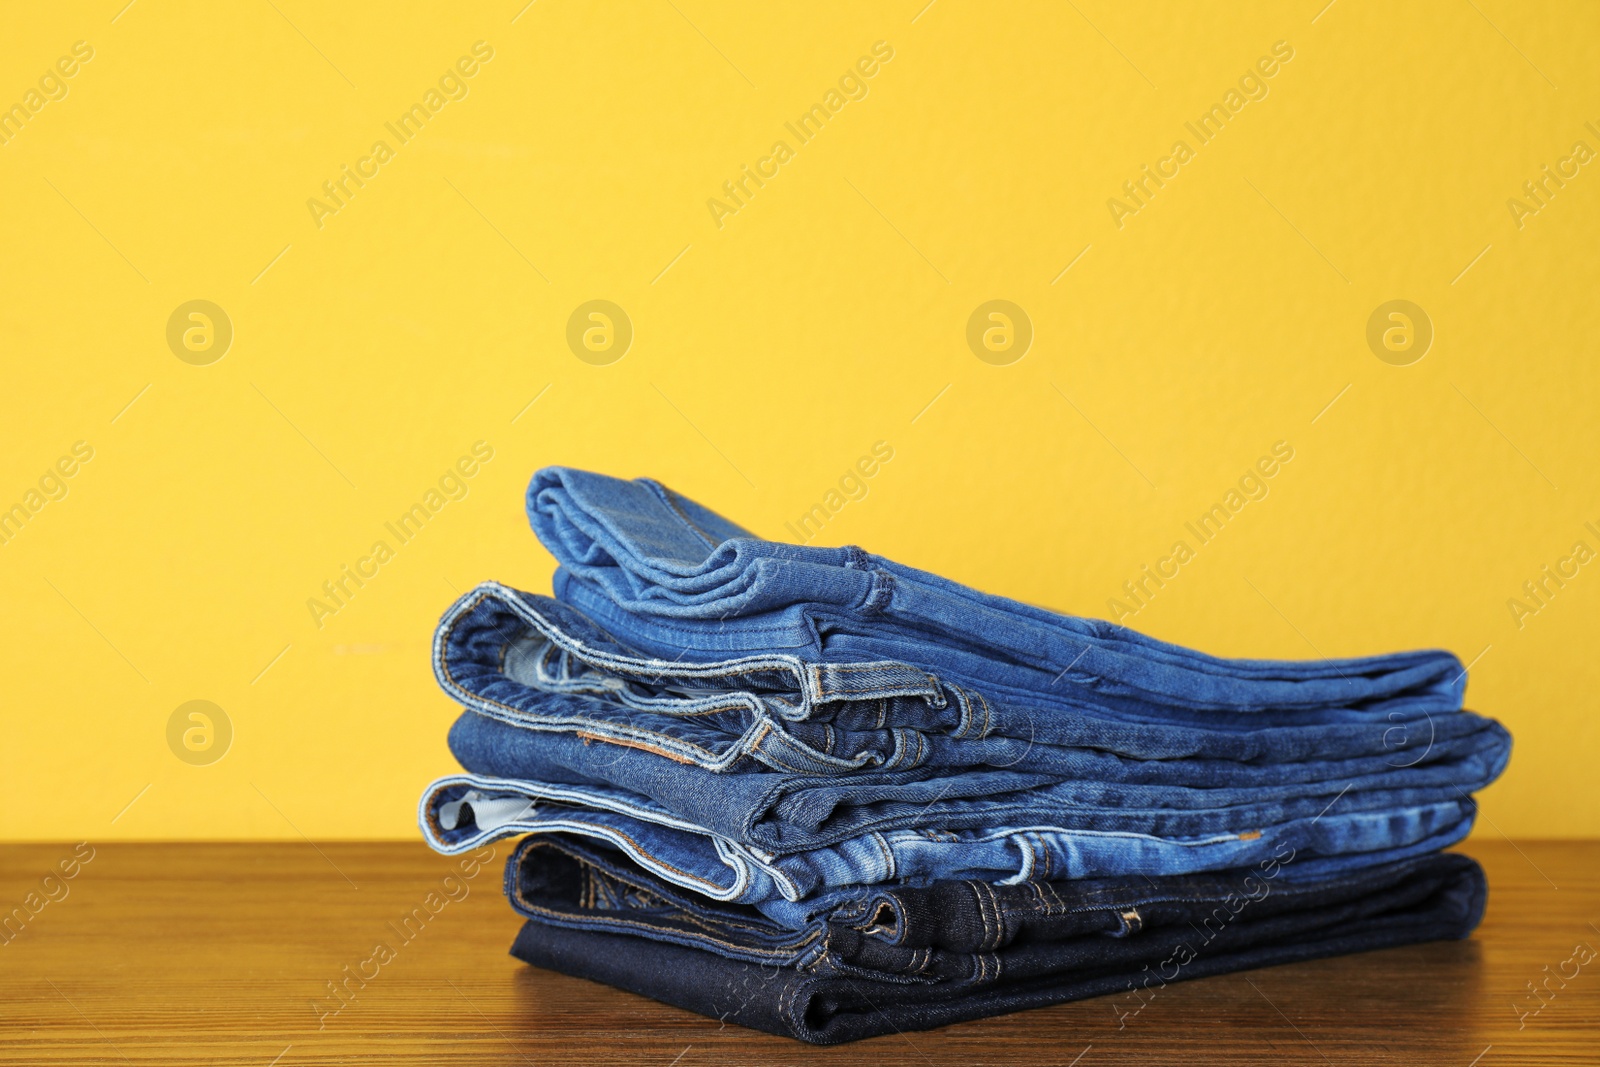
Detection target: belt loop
<box><xmin>806</xmin><ymin>662</ymin><xmax>943</xmax><ymax>705</ymax></box>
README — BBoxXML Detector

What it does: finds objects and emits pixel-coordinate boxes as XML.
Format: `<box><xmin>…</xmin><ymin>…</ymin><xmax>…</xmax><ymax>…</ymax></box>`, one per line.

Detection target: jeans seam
<box><xmin>441</xmin><ymin>595</ymin><xmax>755</xmax><ymax>766</ymax></box>
<box><xmin>640</xmin><ymin>478</ymin><xmax>723</xmax><ymax>549</ymax></box>
<box><xmin>870</xmin><ymin>832</ymin><xmax>895</xmax><ymax>882</ymax></box>
<box><xmin>475</xmin><ymin>583</ymin><xmax>815</xmax><ymax>691</ymax></box>
<box><xmin>972</xmin><ymin>883</ymin><xmax>998</xmax><ymax>953</ymax></box>
<box><xmin>516</xmin><ymin>899</ymin><xmax>816</xmax><ymax>960</ymax></box>
<box><xmin>951</xmin><ymin>686</ymin><xmax>973</xmax><ymax>739</ymax></box>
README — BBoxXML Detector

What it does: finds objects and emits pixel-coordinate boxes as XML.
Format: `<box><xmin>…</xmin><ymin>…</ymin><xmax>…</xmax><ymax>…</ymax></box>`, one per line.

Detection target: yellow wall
<box><xmin>3</xmin><ymin>2</ymin><xmax>1596</xmax><ymax>840</ymax></box>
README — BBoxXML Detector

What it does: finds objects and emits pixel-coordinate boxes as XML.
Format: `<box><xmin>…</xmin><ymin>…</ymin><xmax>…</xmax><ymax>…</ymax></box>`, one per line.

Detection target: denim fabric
<box><xmin>434</xmin><ymin>583</ymin><xmax>1509</xmax><ymax>864</ymax></box>
<box><xmin>505</xmin><ymin>847</ymin><xmax>1487</xmax><ymax>1044</ymax></box>
<box><xmin>415</xmin><ymin>467</ymin><xmax>1507</xmax><ymax>1046</ymax></box>
<box><xmin>501</xmin><ymin>831</ymin><xmax>1475</xmax><ymax>972</ymax></box>
<box><xmin>526</xmin><ymin>467</ymin><xmax>1467</xmax><ymax>717</ymax></box>
<box><xmin>437</xmin><ymin>582</ymin><xmax>1508</xmax><ymax>781</ymax></box>
<box><xmin>445</xmin><ymin>706</ymin><xmax>1506</xmax><ymax>855</ymax></box>
<box><xmin>419</xmin><ymin>774</ymin><xmax>1479</xmax><ymax>922</ymax></box>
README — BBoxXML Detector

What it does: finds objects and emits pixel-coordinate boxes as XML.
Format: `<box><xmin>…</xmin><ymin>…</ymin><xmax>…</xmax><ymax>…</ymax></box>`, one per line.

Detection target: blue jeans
<box><xmin>445</xmin><ymin>708</ymin><xmax>1504</xmax><ymax>856</ymax></box>
<box><xmin>419</xmin><ymin>774</ymin><xmax>1480</xmax><ymax>925</ymax></box>
<box><xmin>504</xmin><ymin>839</ymin><xmax>1487</xmax><ymax>1044</ymax></box>
<box><xmin>430</xmin><ymin>585</ymin><xmax>1508</xmax><ymax>857</ymax></box>
<box><xmin>500</xmin><ymin>831</ymin><xmax>1479</xmax><ymax>971</ymax></box>
<box><xmin>526</xmin><ymin>467</ymin><xmax>1467</xmax><ymax>717</ymax></box>
<box><xmin>439</xmin><ymin>583</ymin><xmax>1502</xmax><ymax>775</ymax></box>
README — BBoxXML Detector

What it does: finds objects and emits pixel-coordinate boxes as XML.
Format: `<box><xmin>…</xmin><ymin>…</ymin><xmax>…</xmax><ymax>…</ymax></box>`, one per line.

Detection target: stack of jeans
<box><xmin>418</xmin><ymin>467</ymin><xmax>1508</xmax><ymax>1044</ymax></box>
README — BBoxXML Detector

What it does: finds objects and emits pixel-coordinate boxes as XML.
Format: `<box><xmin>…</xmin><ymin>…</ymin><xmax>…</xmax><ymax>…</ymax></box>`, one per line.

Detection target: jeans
<box><xmin>439</xmin><ymin>582</ymin><xmax>1507</xmax><ymax>777</ymax></box>
<box><xmin>501</xmin><ymin>831</ymin><xmax>1462</xmax><ymax>969</ymax></box>
<box><xmin>433</xmin><ymin>584</ymin><xmax>1508</xmax><ymax>856</ymax></box>
<box><xmin>445</xmin><ymin>708</ymin><xmax>1505</xmax><ymax>855</ymax></box>
<box><xmin>504</xmin><ymin>842</ymin><xmax>1487</xmax><ymax>1044</ymax></box>
<box><xmin>525</xmin><ymin>467</ymin><xmax>1467</xmax><ymax>717</ymax></box>
<box><xmin>419</xmin><ymin>774</ymin><xmax>1480</xmax><ymax>925</ymax></box>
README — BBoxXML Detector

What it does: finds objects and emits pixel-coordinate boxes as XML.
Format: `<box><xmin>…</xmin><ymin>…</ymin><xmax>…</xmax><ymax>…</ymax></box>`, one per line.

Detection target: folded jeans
<box><xmin>505</xmin><ymin>847</ymin><xmax>1487</xmax><ymax>1044</ymax></box>
<box><xmin>525</xmin><ymin>467</ymin><xmax>1467</xmax><ymax>717</ymax></box>
<box><xmin>437</xmin><ymin>583</ymin><xmax>1506</xmax><ymax>783</ymax></box>
<box><xmin>445</xmin><ymin>707</ymin><xmax>1507</xmax><ymax>854</ymax></box>
<box><xmin>503</xmin><ymin>831</ymin><xmax>1473</xmax><ymax>971</ymax></box>
<box><xmin>419</xmin><ymin>774</ymin><xmax>1480</xmax><ymax>921</ymax></box>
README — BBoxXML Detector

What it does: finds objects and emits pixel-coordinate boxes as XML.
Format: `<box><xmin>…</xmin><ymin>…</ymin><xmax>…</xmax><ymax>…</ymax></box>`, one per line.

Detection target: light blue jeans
<box><xmin>526</xmin><ymin>467</ymin><xmax>1467</xmax><ymax>717</ymax></box>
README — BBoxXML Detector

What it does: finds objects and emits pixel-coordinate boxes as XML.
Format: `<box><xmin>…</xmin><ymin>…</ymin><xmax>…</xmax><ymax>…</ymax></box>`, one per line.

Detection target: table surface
<box><xmin>2</xmin><ymin>839</ymin><xmax>1595</xmax><ymax>1066</ymax></box>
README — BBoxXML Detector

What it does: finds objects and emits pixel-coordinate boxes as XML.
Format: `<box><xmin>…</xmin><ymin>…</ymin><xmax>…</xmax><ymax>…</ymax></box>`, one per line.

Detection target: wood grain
<box><xmin>1</xmin><ymin>840</ymin><xmax>1595</xmax><ymax>1065</ymax></box>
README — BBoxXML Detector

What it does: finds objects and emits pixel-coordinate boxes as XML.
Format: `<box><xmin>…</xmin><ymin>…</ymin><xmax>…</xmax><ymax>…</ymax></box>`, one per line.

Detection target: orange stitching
<box><xmin>574</xmin><ymin>730</ymin><xmax>697</xmax><ymax>765</ymax></box>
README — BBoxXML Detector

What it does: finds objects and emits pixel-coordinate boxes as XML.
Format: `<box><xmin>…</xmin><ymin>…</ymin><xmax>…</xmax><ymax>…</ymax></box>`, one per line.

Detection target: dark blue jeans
<box><xmin>504</xmin><ymin>838</ymin><xmax>1486</xmax><ymax>1044</ymax></box>
<box><xmin>525</xmin><ymin>467</ymin><xmax>1467</xmax><ymax>717</ymax></box>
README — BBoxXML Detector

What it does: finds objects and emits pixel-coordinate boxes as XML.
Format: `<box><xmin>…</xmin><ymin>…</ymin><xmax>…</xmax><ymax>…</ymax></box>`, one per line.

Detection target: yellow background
<box><xmin>3</xmin><ymin>1</ymin><xmax>1596</xmax><ymax>841</ymax></box>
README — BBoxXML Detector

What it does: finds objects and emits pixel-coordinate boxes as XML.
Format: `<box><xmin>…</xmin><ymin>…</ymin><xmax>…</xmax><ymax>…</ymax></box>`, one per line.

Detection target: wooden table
<box><xmin>2</xmin><ymin>840</ymin><xmax>1594</xmax><ymax>1065</ymax></box>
